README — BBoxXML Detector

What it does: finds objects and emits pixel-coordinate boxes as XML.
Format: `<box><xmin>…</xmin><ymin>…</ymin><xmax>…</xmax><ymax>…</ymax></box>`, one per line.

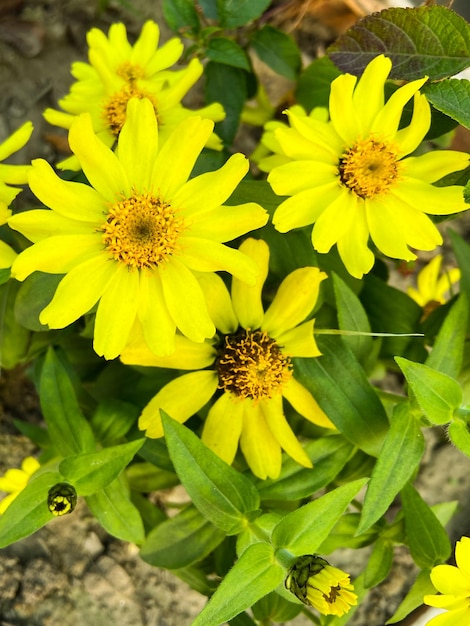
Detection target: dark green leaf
<box><xmin>395</xmin><ymin>357</ymin><xmax>462</xmax><ymax>425</ymax></box>
<box><xmin>257</xmin><ymin>436</ymin><xmax>354</xmax><ymax>501</ymax></box>
<box><xmin>14</xmin><ymin>272</ymin><xmax>61</xmax><ymax>331</ymax></box>
<box><xmin>364</xmin><ymin>539</ymin><xmax>394</xmax><ymax>588</ymax></box>
<box><xmin>0</xmin><ymin>268</ymin><xmax>10</xmax><ymax>285</ymax></box>
<box><xmin>86</xmin><ymin>476</ymin><xmax>145</xmax><ymax>544</ymax></box>
<box><xmin>216</xmin><ymin>0</ymin><xmax>271</xmax><ymax>28</ymax></box>
<box><xmin>423</xmin><ymin>79</ymin><xmax>470</xmax><ymax>129</ymax></box>
<box><xmin>450</xmin><ymin>230</ymin><xmax>470</xmax><ymax>314</ymax></box>
<box><xmin>126</xmin><ymin>462</ymin><xmax>178</xmax><ymax>492</ymax></box>
<box><xmin>328</xmin><ymin>6</ymin><xmax>470</xmax><ymax>81</ymax></box>
<box><xmin>358</xmin><ymin>403</ymin><xmax>424</xmax><ymax>534</ymax></box>
<box><xmin>206</xmin><ymin>37</ymin><xmax>251</xmax><ymax>71</ymax></box>
<box><xmin>59</xmin><ymin>439</ymin><xmax>145</xmax><ymax>496</ymax></box>
<box><xmin>192</xmin><ymin>543</ymin><xmax>284</xmax><ymax>626</ymax></box>
<box><xmin>295</xmin><ymin>336</ymin><xmax>389</xmax><ymax>457</ymax></box>
<box><xmin>251</xmin><ymin>25</ymin><xmax>301</xmax><ymax>80</ymax></box>
<box><xmin>162</xmin><ymin>413</ymin><xmax>260</xmax><ymax>535</ymax></box>
<box><xmin>140</xmin><ymin>504</ymin><xmax>225</xmax><ymax>569</ymax></box>
<box><xmin>426</xmin><ymin>294</ymin><xmax>467</xmax><ymax>379</ymax></box>
<box><xmin>162</xmin><ymin>0</ymin><xmax>200</xmax><ymax>35</ymax></box>
<box><xmin>318</xmin><ymin>512</ymin><xmax>378</xmax><ymax>553</ymax></box>
<box><xmin>39</xmin><ymin>348</ymin><xmax>96</xmax><ymax>456</ymax></box>
<box><xmin>272</xmin><ymin>478</ymin><xmax>367</xmax><ymax>553</ymax></box>
<box><xmin>333</xmin><ymin>273</ymin><xmax>372</xmax><ymax>364</ymax></box>
<box><xmin>386</xmin><ymin>569</ymin><xmax>435</xmax><ymax>624</ymax></box>
<box><xmin>205</xmin><ymin>62</ymin><xmax>247</xmax><ymax>145</ymax></box>
<box><xmin>90</xmin><ymin>398</ymin><xmax>140</xmax><ymax>445</ymax></box>
<box><xmin>401</xmin><ymin>482</ymin><xmax>451</xmax><ymax>569</ymax></box>
<box><xmin>296</xmin><ymin>56</ymin><xmax>341</xmax><ymax>111</ymax></box>
<box><xmin>0</xmin><ymin>280</ymin><xmax>30</xmax><ymax>368</ymax></box>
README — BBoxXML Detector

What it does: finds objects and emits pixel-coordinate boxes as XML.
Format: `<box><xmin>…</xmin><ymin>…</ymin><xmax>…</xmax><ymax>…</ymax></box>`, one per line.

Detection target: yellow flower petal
<box><xmin>283</xmin><ymin>376</ymin><xmax>335</xmax><ymax>428</ymax></box>
<box><xmin>267</xmin><ymin>160</ymin><xmax>338</xmax><ymax>195</ymax></box>
<box><xmin>272</xmin><ymin>183</ymin><xmax>340</xmax><ymax>233</ymax></box>
<box><xmin>329</xmin><ymin>72</ymin><xmax>359</xmax><ymax>145</ymax></box>
<box><xmin>394</xmin><ymin>92</ymin><xmax>431</xmax><ymax>157</ymax></box>
<box><xmin>0</xmin><ymin>120</ymin><xmax>33</xmax><ymax>161</ymax></box>
<box><xmin>455</xmin><ymin>537</ymin><xmax>470</xmax><ymax>578</ymax></box>
<box><xmin>196</xmin><ymin>272</ymin><xmax>238</xmax><ymax>335</ymax></box>
<box><xmin>202</xmin><ymin>393</ymin><xmax>244</xmax><ymax>465</ymax></box>
<box><xmin>231</xmin><ymin>238</ymin><xmax>269</xmax><ymax>329</ymax></box>
<box><xmin>239</xmin><ymin>401</ymin><xmax>282</xmax><ymax>479</ymax></box>
<box><xmin>277</xmin><ymin>320</ymin><xmax>321</xmax><ymax>358</ymax></box>
<box><xmin>431</xmin><ymin>564</ymin><xmax>470</xmax><ymax>596</ymax></box>
<box><xmin>425</xmin><ymin>594</ymin><xmax>469</xmax><ymax>611</ymax></box>
<box><xmin>426</xmin><ymin>608</ymin><xmax>470</xmax><ymax>626</ymax></box>
<box><xmin>139</xmin><ymin>371</ymin><xmax>218</xmax><ymax>438</ymax></box>
<box><xmin>0</xmin><ymin>240</ymin><xmax>17</xmax><ymax>269</ymax></box>
<box><xmin>136</xmin><ymin>271</ymin><xmax>176</xmax><ymax>357</ymax></box>
<box><xmin>336</xmin><ymin>204</ymin><xmax>374</xmax><ymax>279</ymax></box>
<box><xmin>311</xmin><ymin>187</ymin><xmax>356</xmax><ymax>253</ymax></box>
<box><xmin>351</xmin><ymin>55</ymin><xmax>390</xmax><ymax>135</ymax></box>
<box><xmin>371</xmin><ymin>76</ymin><xmax>428</xmax><ymax>139</ymax></box>
<box><xmin>186</xmin><ymin>203</ymin><xmax>268</xmax><ymax>242</ymax></box>
<box><xmin>404</xmin><ymin>150</ymin><xmax>470</xmax><ymax>183</ymax></box>
<box><xmin>146</xmin><ymin>38</ymin><xmax>184</xmax><ymax>74</ymax></box>
<box><xmin>263</xmin><ymin>267</ymin><xmax>327</xmax><ymax>338</ymax></box>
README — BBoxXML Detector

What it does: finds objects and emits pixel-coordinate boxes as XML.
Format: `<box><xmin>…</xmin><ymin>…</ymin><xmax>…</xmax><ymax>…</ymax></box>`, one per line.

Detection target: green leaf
<box><xmin>14</xmin><ymin>272</ymin><xmax>61</xmax><ymax>331</ymax></box>
<box><xmin>140</xmin><ymin>504</ymin><xmax>225</xmax><ymax>569</ymax></box>
<box><xmin>332</xmin><ymin>273</ymin><xmax>372</xmax><ymax>364</ymax></box>
<box><xmin>296</xmin><ymin>56</ymin><xmax>341</xmax><ymax>110</ymax></box>
<box><xmin>426</xmin><ymin>294</ymin><xmax>467</xmax><ymax>379</ymax></box>
<box><xmin>272</xmin><ymin>478</ymin><xmax>367</xmax><ymax>553</ymax></box>
<box><xmin>39</xmin><ymin>348</ymin><xmax>96</xmax><ymax>456</ymax></box>
<box><xmin>205</xmin><ymin>62</ymin><xmax>247</xmax><ymax>145</ymax></box>
<box><xmin>358</xmin><ymin>403</ymin><xmax>425</xmax><ymax>534</ymax></box>
<box><xmin>448</xmin><ymin>417</ymin><xmax>470</xmax><ymax>457</ymax></box>
<box><xmin>401</xmin><ymin>482</ymin><xmax>451</xmax><ymax>569</ymax></box>
<box><xmin>59</xmin><ymin>439</ymin><xmax>145</xmax><ymax>496</ymax></box>
<box><xmin>162</xmin><ymin>413</ymin><xmax>260</xmax><ymax>535</ymax></box>
<box><xmin>206</xmin><ymin>37</ymin><xmax>251</xmax><ymax>71</ymax></box>
<box><xmin>318</xmin><ymin>512</ymin><xmax>378</xmax><ymax>553</ymax></box>
<box><xmin>257</xmin><ymin>436</ymin><xmax>354</xmax><ymax>501</ymax></box>
<box><xmin>395</xmin><ymin>356</ymin><xmax>462</xmax><ymax>425</ymax></box>
<box><xmin>162</xmin><ymin>0</ymin><xmax>200</xmax><ymax>35</ymax></box>
<box><xmin>0</xmin><ymin>280</ymin><xmax>30</xmax><ymax>368</ymax></box>
<box><xmin>386</xmin><ymin>569</ymin><xmax>435</xmax><ymax>624</ymax></box>
<box><xmin>295</xmin><ymin>336</ymin><xmax>389</xmax><ymax>457</ymax></box>
<box><xmin>90</xmin><ymin>398</ymin><xmax>140</xmax><ymax>445</ymax></box>
<box><xmin>0</xmin><ymin>268</ymin><xmax>10</xmax><ymax>285</ymax></box>
<box><xmin>364</xmin><ymin>539</ymin><xmax>394</xmax><ymax>589</ymax></box>
<box><xmin>216</xmin><ymin>0</ymin><xmax>271</xmax><ymax>28</ymax></box>
<box><xmin>0</xmin><ymin>469</ymin><xmax>63</xmax><ymax>548</ymax></box>
<box><xmin>250</xmin><ymin>25</ymin><xmax>301</xmax><ymax>80</ymax></box>
<box><xmin>328</xmin><ymin>6</ymin><xmax>470</xmax><ymax>81</ymax></box>
<box><xmin>450</xmin><ymin>230</ymin><xmax>470</xmax><ymax>314</ymax></box>
<box><xmin>126</xmin><ymin>462</ymin><xmax>178</xmax><ymax>492</ymax></box>
<box><xmin>252</xmin><ymin>592</ymin><xmax>301</xmax><ymax>622</ymax></box>
<box><xmin>85</xmin><ymin>476</ymin><xmax>145</xmax><ymax>544</ymax></box>
<box><xmin>192</xmin><ymin>543</ymin><xmax>284</xmax><ymax>626</ymax></box>
<box><xmin>423</xmin><ymin>79</ymin><xmax>470</xmax><ymax>129</ymax></box>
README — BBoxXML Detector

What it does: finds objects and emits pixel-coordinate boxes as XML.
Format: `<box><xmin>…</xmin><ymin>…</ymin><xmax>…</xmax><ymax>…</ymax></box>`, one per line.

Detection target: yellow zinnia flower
<box><xmin>424</xmin><ymin>536</ymin><xmax>470</xmax><ymax>626</ymax></box>
<box><xmin>0</xmin><ymin>456</ymin><xmax>40</xmax><ymax>514</ymax></box>
<box><xmin>407</xmin><ymin>254</ymin><xmax>460</xmax><ymax>317</ymax></box>
<box><xmin>260</xmin><ymin>54</ymin><xmax>470</xmax><ymax>279</ymax></box>
<box><xmin>44</xmin><ymin>20</ymin><xmax>225</xmax><ymax>170</ymax></box>
<box><xmin>285</xmin><ymin>554</ymin><xmax>357</xmax><ymax>617</ymax></box>
<box><xmin>0</xmin><ymin>121</ymin><xmax>33</xmax><ymax>269</ymax></box>
<box><xmin>121</xmin><ymin>238</ymin><xmax>334</xmax><ymax>480</ymax></box>
<box><xmin>9</xmin><ymin>98</ymin><xmax>267</xmax><ymax>360</ymax></box>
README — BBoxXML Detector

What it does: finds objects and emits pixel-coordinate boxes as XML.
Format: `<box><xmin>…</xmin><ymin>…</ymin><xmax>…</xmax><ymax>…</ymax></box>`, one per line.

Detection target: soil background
<box><xmin>1</xmin><ymin>1</ymin><xmax>470</xmax><ymax>625</ymax></box>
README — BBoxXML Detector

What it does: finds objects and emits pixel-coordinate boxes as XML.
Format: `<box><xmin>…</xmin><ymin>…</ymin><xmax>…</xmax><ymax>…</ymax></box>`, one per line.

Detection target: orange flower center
<box><xmin>339</xmin><ymin>136</ymin><xmax>401</xmax><ymax>199</ymax></box>
<box><xmin>216</xmin><ymin>329</ymin><xmax>292</xmax><ymax>401</ymax></box>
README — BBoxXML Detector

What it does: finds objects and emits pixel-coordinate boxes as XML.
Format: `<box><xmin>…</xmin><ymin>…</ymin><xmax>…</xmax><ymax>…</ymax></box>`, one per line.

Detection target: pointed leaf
<box><xmin>216</xmin><ymin>0</ymin><xmax>271</xmax><ymax>28</ymax></box>
<box><xmin>328</xmin><ymin>6</ymin><xmax>470</xmax><ymax>81</ymax></box>
<box><xmin>296</xmin><ymin>56</ymin><xmax>341</xmax><ymax>110</ymax></box>
<box><xmin>423</xmin><ymin>79</ymin><xmax>470</xmax><ymax>129</ymax></box>
<box><xmin>162</xmin><ymin>413</ymin><xmax>260</xmax><ymax>534</ymax></box>
<box><xmin>448</xmin><ymin>418</ymin><xmax>470</xmax><ymax>457</ymax></box>
<box><xmin>192</xmin><ymin>543</ymin><xmax>284</xmax><ymax>626</ymax></box>
<box><xmin>333</xmin><ymin>273</ymin><xmax>372</xmax><ymax>364</ymax></box>
<box><xmin>272</xmin><ymin>478</ymin><xmax>367</xmax><ymax>553</ymax></box>
<box><xmin>251</xmin><ymin>25</ymin><xmax>301</xmax><ymax>80</ymax></box>
<box><xmin>395</xmin><ymin>357</ymin><xmax>462</xmax><ymax>425</ymax></box>
<box><xmin>364</xmin><ymin>539</ymin><xmax>394</xmax><ymax>589</ymax></box>
<box><xmin>358</xmin><ymin>403</ymin><xmax>425</xmax><ymax>534</ymax></box>
<box><xmin>205</xmin><ymin>62</ymin><xmax>247</xmax><ymax>145</ymax></box>
<box><xmin>450</xmin><ymin>230</ymin><xmax>470</xmax><ymax>318</ymax></box>
<box><xmin>426</xmin><ymin>294</ymin><xmax>467</xmax><ymax>379</ymax></box>
<box><xmin>162</xmin><ymin>0</ymin><xmax>200</xmax><ymax>35</ymax></box>
<box><xmin>206</xmin><ymin>37</ymin><xmax>251</xmax><ymax>71</ymax></box>
<box><xmin>386</xmin><ymin>569</ymin><xmax>435</xmax><ymax>624</ymax></box>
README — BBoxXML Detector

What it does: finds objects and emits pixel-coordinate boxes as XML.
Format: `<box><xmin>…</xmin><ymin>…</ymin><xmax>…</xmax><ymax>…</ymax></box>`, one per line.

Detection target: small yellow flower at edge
<box><xmin>285</xmin><ymin>554</ymin><xmax>357</xmax><ymax>617</ymax></box>
<box><xmin>407</xmin><ymin>254</ymin><xmax>460</xmax><ymax>316</ymax></box>
<box><xmin>0</xmin><ymin>456</ymin><xmax>40</xmax><ymax>514</ymax></box>
<box><xmin>424</xmin><ymin>536</ymin><xmax>470</xmax><ymax>626</ymax></box>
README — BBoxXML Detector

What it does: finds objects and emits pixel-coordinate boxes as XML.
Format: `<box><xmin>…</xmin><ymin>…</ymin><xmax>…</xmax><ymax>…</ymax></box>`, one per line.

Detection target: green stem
<box><xmin>300</xmin><ymin>607</ymin><xmax>322</xmax><ymax>624</ymax></box>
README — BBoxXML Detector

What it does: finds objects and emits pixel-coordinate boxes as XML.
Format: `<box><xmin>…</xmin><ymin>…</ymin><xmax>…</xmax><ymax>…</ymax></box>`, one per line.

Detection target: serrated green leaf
<box><xmin>162</xmin><ymin>0</ymin><xmax>200</xmax><ymax>34</ymax></box>
<box><xmin>358</xmin><ymin>403</ymin><xmax>424</xmax><ymax>534</ymax></box>
<box><xmin>402</xmin><ymin>483</ymin><xmax>451</xmax><ymax>569</ymax></box>
<box><xmin>0</xmin><ymin>469</ymin><xmax>63</xmax><ymax>548</ymax></box>
<box><xmin>216</xmin><ymin>0</ymin><xmax>271</xmax><ymax>28</ymax></box>
<box><xmin>426</xmin><ymin>294</ymin><xmax>467</xmax><ymax>379</ymax></box>
<box><xmin>333</xmin><ymin>273</ymin><xmax>372</xmax><ymax>364</ymax></box>
<box><xmin>162</xmin><ymin>413</ymin><xmax>260</xmax><ymax>535</ymax></box>
<box><xmin>59</xmin><ymin>439</ymin><xmax>144</xmax><ymax>496</ymax></box>
<box><xmin>272</xmin><ymin>478</ymin><xmax>367</xmax><ymax>553</ymax></box>
<box><xmin>14</xmin><ymin>272</ymin><xmax>61</xmax><ymax>331</ymax></box>
<box><xmin>206</xmin><ymin>37</ymin><xmax>251</xmax><ymax>71</ymax></box>
<box><xmin>251</xmin><ymin>25</ymin><xmax>301</xmax><ymax>80</ymax></box>
<box><xmin>296</xmin><ymin>56</ymin><xmax>341</xmax><ymax>110</ymax></box>
<box><xmin>140</xmin><ymin>504</ymin><xmax>225</xmax><ymax>569</ymax></box>
<box><xmin>192</xmin><ymin>543</ymin><xmax>284</xmax><ymax>626</ymax></box>
<box><xmin>328</xmin><ymin>6</ymin><xmax>470</xmax><ymax>81</ymax></box>
<box><xmin>423</xmin><ymin>78</ymin><xmax>470</xmax><ymax>129</ymax></box>
<box><xmin>256</xmin><ymin>436</ymin><xmax>354</xmax><ymax>501</ymax></box>
<box><xmin>85</xmin><ymin>476</ymin><xmax>144</xmax><ymax>544</ymax></box>
<box><xmin>295</xmin><ymin>336</ymin><xmax>389</xmax><ymax>457</ymax></box>
<box><xmin>205</xmin><ymin>62</ymin><xmax>247</xmax><ymax>145</ymax></box>
<box><xmin>386</xmin><ymin>569</ymin><xmax>435</xmax><ymax>624</ymax></box>
<box><xmin>364</xmin><ymin>539</ymin><xmax>394</xmax><ymax>589</ymax></box>
<box><xmin>395</xmin><ymin>357</ymin><xmax>462</xmax><ymax>425</ymax></box>
<box><xmin>39</xmin><ymin>348</ymin><xmax>96</xmax><ymax>456</ymax></box>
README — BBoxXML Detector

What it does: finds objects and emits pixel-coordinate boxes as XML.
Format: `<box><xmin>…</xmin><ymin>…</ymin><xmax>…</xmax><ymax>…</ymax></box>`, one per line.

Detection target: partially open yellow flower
<box><xmin>424</xmin><ymin>536</ymin><xmax>470</xmax><ymax>626</ymax></box>
<box><xmin>44</xmin><ymin>21</ymin><xmax>225</xmax><ymax>170</ymax></box>
<box><xmin>407</xmin><ymin>254</ymin><xmax>460</xmax><ymax>316</ymax></box>
<box><xmin>121</xmin><ymin>238</ymin><xmax>334</xmax><ymax>480</ymax></box>
<box><xmin>260</xmin><ymin>55</ymin><xmax>469</xmax><ymax>279</ymax></box>
<box><xmin>9</xmin><ymin>98</ymin><xmax>267</xmax><ymax>360</ymax></box>
<box><xmin>0</xmin><ymin>456</ymin><xmax>40</xmax><ymax>514</ymax></box>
